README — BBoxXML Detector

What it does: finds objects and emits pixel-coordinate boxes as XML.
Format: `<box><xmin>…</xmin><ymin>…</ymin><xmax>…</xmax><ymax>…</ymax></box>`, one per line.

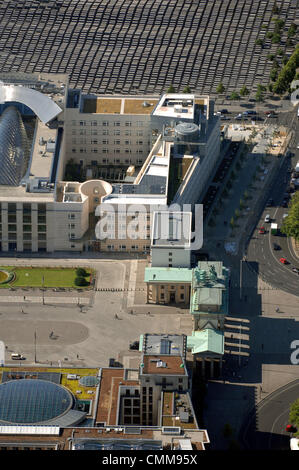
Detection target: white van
<box><xmin>11</xmin><ymin>353</ymin><xmax>24</xmax><ymax>360</ymax></box>
<box><xmin>264</xmin><ymin>214</ymin><xmax>271</xmax><ymax>223</ymax></box>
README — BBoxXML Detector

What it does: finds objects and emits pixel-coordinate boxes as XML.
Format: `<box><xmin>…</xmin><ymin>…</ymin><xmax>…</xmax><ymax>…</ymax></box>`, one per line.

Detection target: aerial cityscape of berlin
<box><xmin>0</xmin><ymin>0</ymin><xmax>298</xmax><ymax>459</ymax></box>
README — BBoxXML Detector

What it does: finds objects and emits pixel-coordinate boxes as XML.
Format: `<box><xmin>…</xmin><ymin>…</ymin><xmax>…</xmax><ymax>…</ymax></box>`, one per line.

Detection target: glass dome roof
<box><xmin>0</xmin><ymin>379</ymin><xmax>74</xmax><ymax>424</ymax></box>
<box><xmin>0</xmin><ymin>106</ymin><xmax>30</xmax><ymax>186</ymax></box>
<box><xmin>79</xmin><ymin>375</ymin><xmax>100</xmax><ymax>387</ymax></box>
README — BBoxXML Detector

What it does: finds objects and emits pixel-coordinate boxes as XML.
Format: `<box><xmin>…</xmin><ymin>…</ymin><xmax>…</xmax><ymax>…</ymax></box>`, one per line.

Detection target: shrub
<box><xmin>75</xmin><ymin>276</ymin><xmax>89</xmax><ymax>287</ymax></box>
<box><xmin>216</xmin><ymin>82</ymin><xmax>225</xmax><ymax>93</ymax></box>
<box><xmin>76</xmin><ymin>267</ymin><xmax>88</xmax><ymax>277</ymax></box>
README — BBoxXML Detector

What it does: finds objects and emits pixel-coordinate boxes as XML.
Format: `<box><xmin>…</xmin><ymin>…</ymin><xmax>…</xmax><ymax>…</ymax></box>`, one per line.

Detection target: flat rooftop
<box><xmin>144</xmin><ymin>267</ymin><xmax>192</xmax><ymax>283</ymax></box>
<box><xmin>29</xmin><ymin>120</ymin><xmax>57</xmax><ymax>180</ymax></box>
<box><xmin>153</xmin><ymin>94</ymin><xmax>194</xmax><ymax>120</ymax></box>
<box><xmin>142</xmin><ymin>355</ymin><xmax>187</xmax><ymax>376</ymax></box>
<box><xmin>82</xmin><ymin>96</ymin><xmax>158</xmax><ymax>115</ymax></box>
<box><xmin>97</xmin><ymin>368</ymin><xmax>139</xmax><ymax>426</ymax></box>
<box><xmin>141</xmin><ymin>334</ymin><xmax>187</xmax><ymax>358</ymax></box>
<box><xmin>151</xmin><ymin>211</ymin><xmax>192</xmax><ymax>247</ymax></box>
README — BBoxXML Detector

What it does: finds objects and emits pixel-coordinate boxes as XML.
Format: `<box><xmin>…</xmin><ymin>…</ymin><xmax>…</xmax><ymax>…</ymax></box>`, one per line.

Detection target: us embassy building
<box><xmin>0</xmin><ymin>73</ymin><xmax>221</xmax><ymax>254</ymax></box>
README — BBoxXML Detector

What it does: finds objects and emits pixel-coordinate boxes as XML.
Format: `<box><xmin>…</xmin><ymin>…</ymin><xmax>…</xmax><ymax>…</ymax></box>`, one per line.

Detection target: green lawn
<box><xmin>0</xmin><ymin>266</ymin><xmax>93</xmax><ymax>288</ymax></box>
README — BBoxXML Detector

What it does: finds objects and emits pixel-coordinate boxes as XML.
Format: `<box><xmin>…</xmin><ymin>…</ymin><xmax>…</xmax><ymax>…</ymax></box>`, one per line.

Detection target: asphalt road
<box><xmin>245</xmin><ymin>112</ymin><xmax>299</xmax><ymax>297</ymax></box>
<box><xmin>240</xmin><ymin>379</ymin><xmax>299</xmax><ymax>450</ymax></box>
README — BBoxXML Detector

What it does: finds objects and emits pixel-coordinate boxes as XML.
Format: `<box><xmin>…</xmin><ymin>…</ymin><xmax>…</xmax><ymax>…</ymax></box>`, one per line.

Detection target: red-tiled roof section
<box><xmin>142</xmin><ymin>355</ymin><xmax>186</xmax><ymax>375</ymax></box>
<box><xmin>96</xmin><ymin>368</ymin><xmax>139</xmax><ymax>425</ymax></box>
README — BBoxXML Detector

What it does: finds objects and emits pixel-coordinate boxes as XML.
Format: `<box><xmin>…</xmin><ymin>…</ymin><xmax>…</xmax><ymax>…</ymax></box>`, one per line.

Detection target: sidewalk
<box><xmin>204</xmin><ymin>124</ymin><xmax>286</xmax><ymax>256</ymax></box>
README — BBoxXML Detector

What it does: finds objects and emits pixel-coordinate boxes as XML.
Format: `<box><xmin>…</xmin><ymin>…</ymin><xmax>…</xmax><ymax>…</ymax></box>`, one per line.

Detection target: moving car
<box><xmin>264</xmin><ymin>214</ymin><xmax>271</xmax><ymax>223</ymax></box>
<box><xmin>266</xmin><ymin>199</ymin><xmax>274</xmax><ymax>207</ymax></box>
<box><xmin>273</xmin><ymin>243</ymin><xmax>280</xmax><ymax>250</ymax></box>
<box><xmin>259</xmin><ymin>227</ymin><xmax>265</xmax><ymax>234</ymax></box>
<box><xmin>279</xmin><ymin>258</ymin><xmax>287</xmax><ymax>264</ymax></box>
<box><xmin>292</xmin><ymin>267</ymin><xmax>299</xmax><ymax>274</ymax></box>
<box><xmin>11</xmin><ymin>353</ymin><xmax>25</xmax><ymax>360</ymax></box>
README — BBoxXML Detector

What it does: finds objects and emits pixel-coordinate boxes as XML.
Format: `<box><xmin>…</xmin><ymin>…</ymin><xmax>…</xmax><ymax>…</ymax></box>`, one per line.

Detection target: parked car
<box><xmin>235</xmin><ymin>113</ymin><xmax>242</xmax><ymax>119</ymax></box>
<box><xmin>292</xmin><ymin>267</ymin><xmax>299</xmax><ymax>274</ymax></box>
<box><xmin>273</xmin><ymin>243</ymin><xmax>280</xmax><ymax>250</ymax></box>
<box><xmin>266</xmin><ymin>199</ymin><xmax>274</xmax><ymax>207</ymax></box>
<box><xmin>259</xmin><ymin>227</ymin><xmax>266</xmax><ymax>234</ymax></box>
<box><xmin>220</xmin><ymin>109</ymin><xmax>229</xmax><ymax>114</ymax></box>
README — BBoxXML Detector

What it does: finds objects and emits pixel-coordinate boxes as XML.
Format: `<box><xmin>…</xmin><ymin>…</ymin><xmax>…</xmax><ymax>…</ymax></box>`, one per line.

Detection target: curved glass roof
<box><xmin>79</xmin><ymin>375</ymin><xmax>100</xmax><ymax>387</ymax></box>
<box><xmin>0</xmin><ymin>84</ymin><xmax>62</xmax><ymax>124</ymax></box>
<box><xmin>0</xmin><ymin>379</ymin><xmax>74</xmax><ymax>424</ymax></box>
<box><xmin>0</xmin><ymin>106</ymin><xmax>30</xmax><ymax>186</ymax></box>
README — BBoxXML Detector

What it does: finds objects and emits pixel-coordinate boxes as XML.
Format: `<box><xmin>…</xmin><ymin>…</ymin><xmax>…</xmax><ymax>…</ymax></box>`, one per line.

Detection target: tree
<box><xmin>183</xmin><ymin>85</ymin><xmax>191</xmax><ymax>93</ymax></box>
<box><xmin>273</xmin><ymin>45</ymin><xmax>299</xmax><ymax>94</ymax></box>
<box><xmin>255</xmin><ymin>38</ymin><xmax>263</xmax><ymax>46</ymax></box>
<box><xmin>271</xmin><ymin>33</ymin><xmax>281</xmax><ymax>44</ymax></box>
<box><xmin>266</xmin><ymin>32</ymin><xmax>273</xmax><ymax>39</ymax></box>
<box><xmin>243</xmin><ymin>190</ymin><xmax>249</xmax><ymax>200</ymax></box>
<box><xmin>267</xmin><ymin>53</ymin><xmax>275</xmax><ymax>60</ymax></box>
<box><xmin>216</xmin><ymin>82</ymin><xmax>225</xmax><ymax>94</ymax></box>
<box><xmin>76</xmin><ymin>267</ymin><xmax>88</xmax><ymax>277</ymax></box>
<box><xmin>270</xmin><ymin>67</ymin><xmax>279</xmax><ymax>81</ymax></box>
<box><xmin>256</xmin><ymin>84</ymin><xmax>265</xmax><ymax>102</ymax></box>
<box><xmin>288</xmin><ymin>398</ymin><xmax>299</xmax><ymax>437</ymax></box>
<box><xmin>288</xmin><ymin>23</ymin><xmax>297</xmax><ymax>38</ymax></box>
<box><xmin>274</xmin><ymin>18</ymin><xmax>284</xmax><ymax>30</ymax></box>
<box><xmin>75</xmin><ymin>276</ymin><xmax>89</xmax><ymax>287</ymax></box>
<box><xmin>230</xmin><ymin>91</ymin><xmax>240</xmax><ymax>100</ymax></box>
<box><xmin>167</xmin><ymin>84</ymin><xmax>175</xmax><ymax>93</ymax></box>
<box><xmin>281</xmin><ymin>192</ymin><xmax>299</xmax><ymax>241</ymax></box>
<box><xmin>235</xmin><ymin>208</ymin><xmax>240</xmax><ymax>218</ymax></box>
<box><xmin>230</xmin><ymin>217</ymin><xmax>235</xmax><ymax>229</ymax></box>
<box><xmin>240</xmin><ymin>85</ymin><xmax>249</xmax><ymax>97</ymax></box>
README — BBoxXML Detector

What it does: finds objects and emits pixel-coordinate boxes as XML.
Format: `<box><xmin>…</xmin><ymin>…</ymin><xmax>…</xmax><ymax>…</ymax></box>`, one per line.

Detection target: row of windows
<box><xmin>106</xmin><ymin>245</ymin><xmax>149</xmax><ymax>250</ymax></box>
<box><xmin>71</xmin><ymin>130</ymin><xmax>145</xmax><ymax>136</ymax></box>
<box><xmin>72</xmin><ymin>149</ymin><xmax>145</xmax><ymax>155</ymax></box>
<box><xmin>75</xmin><ymin>121</ymin><xmax>145</xmax><ymax>127</ymax></box>
<box><xmin>72</xmin><ymin>139</ymin><xmax>146</xmax><ymax>145</ymax></box>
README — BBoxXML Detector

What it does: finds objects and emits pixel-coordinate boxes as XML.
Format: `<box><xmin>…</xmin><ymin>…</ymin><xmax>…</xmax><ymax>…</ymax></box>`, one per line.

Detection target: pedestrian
<box><xmin>276</xmin><ymin>306</ymin><xmax>279</xmax><ymax>312</ymax></box>
<box><xmin>21</xmin><ymin>308</ymin><xmax>24</xmax><ymax>313</ymax></box>
<box><xmin>23</xmin><ymin>295</ymin><xmax>25</xmax><ymax>301</ymax></box>
<box><xmin>114</xmin><ymin>313</ymin><xmax>118</xmax><ymax>319</ymax></box>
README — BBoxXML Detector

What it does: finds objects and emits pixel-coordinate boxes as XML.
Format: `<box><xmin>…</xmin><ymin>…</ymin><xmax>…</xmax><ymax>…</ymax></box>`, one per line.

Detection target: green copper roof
<box><xmin>190</xmin><ymin>261</ymin><xmax>229</xmax><ymax>316</ymax></box>
<box><xmin>187</xmin><ymin>329</ymin><xmax>224</xmax><ymax>355</ymax></box>
<box><xmin>144</xmin><ymin>267</ymin><xmax>192</xmax><ymax>283</ymax></box>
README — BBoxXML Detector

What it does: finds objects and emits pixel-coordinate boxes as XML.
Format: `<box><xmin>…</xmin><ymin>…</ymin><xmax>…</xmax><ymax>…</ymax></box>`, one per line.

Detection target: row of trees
<box><xmin>272</xmin><ymin>44</ymin><xmax>299</xmax><ymax>95</ymax></box>
<box><xmin>281</xmin><ymin>191</ymin><xmax>299</xmax><ymax>241</ymax></box>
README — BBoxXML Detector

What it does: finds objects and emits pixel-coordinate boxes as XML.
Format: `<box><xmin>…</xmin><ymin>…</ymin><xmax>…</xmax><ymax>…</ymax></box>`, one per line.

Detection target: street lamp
<box><xmin>34</xmin><ymin>330</ymin><xmax>37</xmax><ymax>364</ymax></box>
<box><xmin>42</xmin><ymin>275</ymin><xmax>45</xmax><ymax>305</ymax></box>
